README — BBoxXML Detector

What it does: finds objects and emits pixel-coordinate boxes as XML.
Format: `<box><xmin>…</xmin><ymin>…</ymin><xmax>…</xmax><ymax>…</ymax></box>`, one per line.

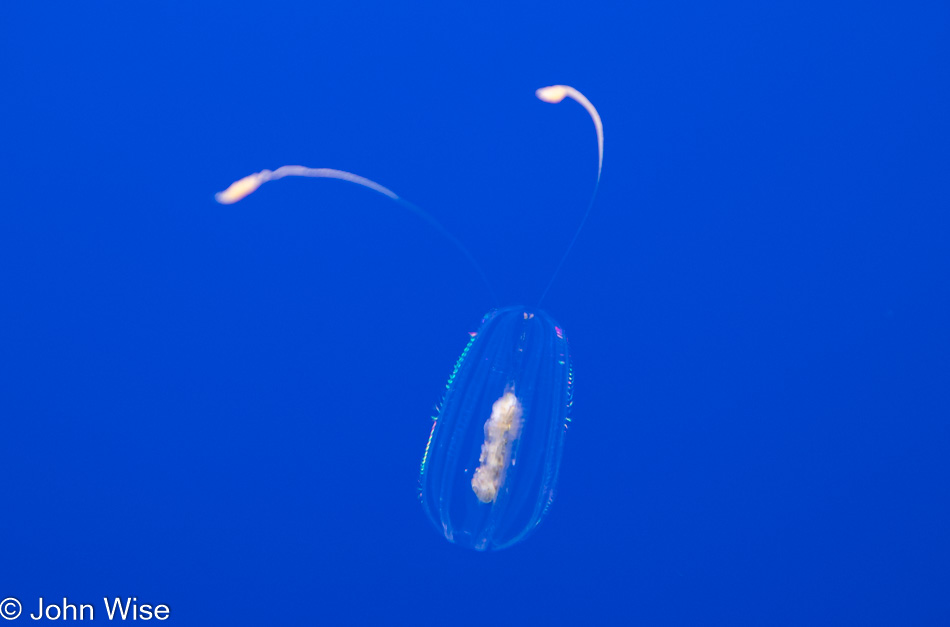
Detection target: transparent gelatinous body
<box><xmin>420</xmin><ymin>306</ymin><xmax>573</xmax><ymax>551</ymax></box>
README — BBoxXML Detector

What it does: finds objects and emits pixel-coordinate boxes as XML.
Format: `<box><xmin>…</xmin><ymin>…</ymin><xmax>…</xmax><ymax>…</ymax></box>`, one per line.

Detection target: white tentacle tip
<box><xmin>215</xmin><ymin>173</ymin><xmax>265</xmax><ymax>205</ymax></box>
<box><xmin>536</xmin><ymin>85</ymin><xmax>569</xmax><ymax>104</ymax></box>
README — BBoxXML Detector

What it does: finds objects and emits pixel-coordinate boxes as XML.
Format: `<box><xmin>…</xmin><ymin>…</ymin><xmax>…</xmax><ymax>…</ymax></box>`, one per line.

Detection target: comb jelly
<box><xmin>215</xmin><ymin>85</ymin><xmax>604</xmax><ymax>551</ymax></box>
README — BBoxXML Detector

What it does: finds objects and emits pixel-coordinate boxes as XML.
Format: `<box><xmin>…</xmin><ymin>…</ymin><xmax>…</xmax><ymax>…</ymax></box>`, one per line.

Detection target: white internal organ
<box><xmin>471</xmin><ymin>388</ymin><xmax>523</xmax><ymax>503</ymax></box>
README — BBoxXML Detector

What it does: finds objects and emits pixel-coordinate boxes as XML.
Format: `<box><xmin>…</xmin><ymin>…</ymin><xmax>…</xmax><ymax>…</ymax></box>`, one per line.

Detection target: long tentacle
<box><xmin>216</xmin><ymin>166</ymin><xmax>497</xmax><ymax>302</ymax></box>
<box><xmin>534</xmin><ymin>85</ymin><xmax>604</xmax><ymax>306</ymax></box>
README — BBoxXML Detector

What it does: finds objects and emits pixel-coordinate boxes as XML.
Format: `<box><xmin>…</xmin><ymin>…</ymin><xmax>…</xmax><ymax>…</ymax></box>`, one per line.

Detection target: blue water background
<box><xmin>2</xmin><ymin>2</ymin><xmax>948</xmax><ymax>624</ymax></box>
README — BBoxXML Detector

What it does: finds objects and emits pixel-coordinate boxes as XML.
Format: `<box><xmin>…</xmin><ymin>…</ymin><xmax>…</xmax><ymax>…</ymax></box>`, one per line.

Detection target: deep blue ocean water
<box><xmin>2</xmin><ymin>2</ymin><xmax>948</xmax><ymax>624</ymax></box>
